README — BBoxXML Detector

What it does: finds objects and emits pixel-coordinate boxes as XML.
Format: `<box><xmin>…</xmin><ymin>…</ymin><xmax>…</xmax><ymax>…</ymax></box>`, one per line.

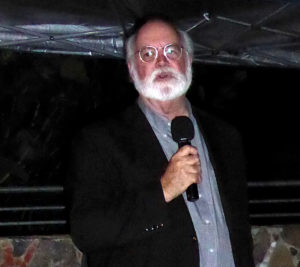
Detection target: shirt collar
<box><xmin>137</xmin><ymin>96</ymin><xmax>194</xmax><ymax>132</ymax></box>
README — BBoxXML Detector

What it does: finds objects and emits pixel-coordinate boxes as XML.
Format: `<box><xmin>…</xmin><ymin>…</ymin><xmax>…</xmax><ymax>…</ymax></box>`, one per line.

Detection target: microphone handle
<box><xmin>187</xmin><ymin>184</ymin><xmax>199</xmax><ymax>202</ymax></box>
<box><xmin>178</xmin><ymin>141</ymin><xmax>199</xmax><ymax>202</ymax></box>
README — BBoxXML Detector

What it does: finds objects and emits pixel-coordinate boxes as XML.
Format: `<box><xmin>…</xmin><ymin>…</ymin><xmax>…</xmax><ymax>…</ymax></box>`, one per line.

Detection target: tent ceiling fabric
<box><xmin>1</xmin><ymin>0</ymin><xmax>300</xmax><ymax>68</ymax></box>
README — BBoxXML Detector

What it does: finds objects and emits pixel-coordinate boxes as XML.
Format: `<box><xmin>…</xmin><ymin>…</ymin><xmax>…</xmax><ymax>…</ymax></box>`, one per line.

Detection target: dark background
<box><xmin>1</xmin><ymin>49</ymin><xmax>299</xmax><ymax>186</ymax></box>
<box><xmin>0</xmin><ymin>49</ymin><xmax>299</xmax><ymax>234</ymax></box>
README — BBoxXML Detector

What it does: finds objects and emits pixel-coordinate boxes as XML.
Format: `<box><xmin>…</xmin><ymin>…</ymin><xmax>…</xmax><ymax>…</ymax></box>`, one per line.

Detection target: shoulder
<box><xmin>192</xmin><ymin>106</ymin><xmax>241</xmax><ymax>139</ymax></box>
<box><xmin>73</xmin><ymin>103</ymin><xmax>146</xmax><ymax>148</ymax></box>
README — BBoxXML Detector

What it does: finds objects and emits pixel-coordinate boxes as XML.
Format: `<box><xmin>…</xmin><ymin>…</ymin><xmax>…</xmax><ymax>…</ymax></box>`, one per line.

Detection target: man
<box><xmin>68</xmin><ymin>17</ymin><xmax>254</xmax><ymax>267</ymax></box>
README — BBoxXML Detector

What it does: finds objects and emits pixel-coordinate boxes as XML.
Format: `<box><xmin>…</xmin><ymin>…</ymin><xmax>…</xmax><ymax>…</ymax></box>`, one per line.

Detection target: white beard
<box><xmin>131</xmin><ymin>61</ymin><xmax>192</xmax><ymax>101</ymax></box>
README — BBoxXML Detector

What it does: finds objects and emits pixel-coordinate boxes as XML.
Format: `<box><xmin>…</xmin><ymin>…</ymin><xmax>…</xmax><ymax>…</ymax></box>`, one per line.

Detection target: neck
<box><xmin>139</xmin><ymin>95</ymin><xmax>189</xmax><ymax>121</ymax></box>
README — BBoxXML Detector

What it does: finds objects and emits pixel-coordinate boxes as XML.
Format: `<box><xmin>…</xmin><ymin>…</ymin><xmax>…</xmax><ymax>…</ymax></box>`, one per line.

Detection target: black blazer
<box><xmin>67</xmin><ymin>103</ymin><xmax>254</xmax><ymax>267</ymax></box>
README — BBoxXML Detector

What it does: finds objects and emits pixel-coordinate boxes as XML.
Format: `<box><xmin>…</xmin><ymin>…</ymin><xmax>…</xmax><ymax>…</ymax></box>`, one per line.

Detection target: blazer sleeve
<box><xmin>67</xmin><ymin>127</ymin><xmax>169</xmax><ymax>253</ymax></box>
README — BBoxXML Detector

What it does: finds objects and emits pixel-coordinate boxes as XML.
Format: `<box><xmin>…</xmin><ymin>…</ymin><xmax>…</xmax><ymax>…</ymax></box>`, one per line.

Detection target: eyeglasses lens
<box><xmin>140</xmin><ymin>47</ymin><xmax>156</xmax><ymax>63</ymax></box>
<box><xmin>165</xmin><ymin>44</ymin><xmax>182</xmax><ymax>60</ymax></box>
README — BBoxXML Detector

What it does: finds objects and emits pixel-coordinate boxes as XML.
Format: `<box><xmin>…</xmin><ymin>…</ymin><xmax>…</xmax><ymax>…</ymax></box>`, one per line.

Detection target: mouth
<box><xmin>154</xmin><ymin>72</ymin><xmax>173</xmax><ymax>82</ymax></box>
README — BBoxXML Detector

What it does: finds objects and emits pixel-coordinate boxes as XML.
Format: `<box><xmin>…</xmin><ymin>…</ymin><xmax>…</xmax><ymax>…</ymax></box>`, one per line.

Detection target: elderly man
<box><xmin>68</xmin><ymin>17</ymin><xmax>254</xmax><ymax>267</ymax></box>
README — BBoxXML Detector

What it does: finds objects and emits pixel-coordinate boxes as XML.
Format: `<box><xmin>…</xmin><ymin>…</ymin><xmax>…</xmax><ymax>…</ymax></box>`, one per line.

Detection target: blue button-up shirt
<box><xmin>138</xmin><ymin>97</ymin><xmax>235</xmax><ymax>267</ymax></box>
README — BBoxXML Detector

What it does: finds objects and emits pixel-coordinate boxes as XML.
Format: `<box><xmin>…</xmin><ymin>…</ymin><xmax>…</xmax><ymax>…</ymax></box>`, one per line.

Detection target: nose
<box><xmin>156</xmin><ymin>50</ymin><xmax>169</xmax><ymax>67</ymax></box>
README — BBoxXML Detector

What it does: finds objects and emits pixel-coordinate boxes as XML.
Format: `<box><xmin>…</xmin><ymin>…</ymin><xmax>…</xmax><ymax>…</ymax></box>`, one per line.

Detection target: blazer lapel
<box><xmin>124</xmin><ymin>104</ymin><xmax>191</xmax><ymax>213</ymax></box>
<box><xmin>123</xmin><ymin>104</ymin><xmax>169</xmax><ymax>182</ymax></box>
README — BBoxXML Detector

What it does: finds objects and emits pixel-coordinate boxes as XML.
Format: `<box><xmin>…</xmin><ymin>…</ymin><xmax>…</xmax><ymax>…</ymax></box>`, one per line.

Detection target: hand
<box><xmin>160</xmin><ymin>145</ymin><xmax>201</xmax><ymax>202</ymax></box>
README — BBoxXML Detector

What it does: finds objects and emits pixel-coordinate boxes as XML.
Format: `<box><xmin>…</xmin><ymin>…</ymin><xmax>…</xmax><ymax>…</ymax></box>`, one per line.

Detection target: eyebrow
<box><xmin>138</xmin><ymin>43</ymin><xmax>181</xmax><ymax>49</ymax></box>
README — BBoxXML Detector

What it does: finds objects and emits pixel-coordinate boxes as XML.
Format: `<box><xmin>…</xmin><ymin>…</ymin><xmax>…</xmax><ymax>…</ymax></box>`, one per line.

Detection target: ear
<box><xmin>127</xmin><ymin>62</ymin><xmax>134</xmax><ymax>82</ymax></box>
<box><xmin>185</xmin><ymin>50</ymin><xmax>193</xmax><ymax>64</ymax></box>
<box><xmin>127</xmin><ymin>62</ymin><xmax>132</xmax><ymax>73</ymax></box>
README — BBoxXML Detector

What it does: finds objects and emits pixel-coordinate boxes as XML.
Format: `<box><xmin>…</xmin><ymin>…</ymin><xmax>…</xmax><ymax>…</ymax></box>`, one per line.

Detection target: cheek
<box><xmin>136</xmin><ymin>62</ymin><xmax>152</xmax><ymax>80</ymax></box>
<box><xmin>167</xmin><ymin>55</ymin><xmax>187</xmax><ymax>75</ymax></box>
<box><xmin>177</xmin><ymin>57</ymin><xmax>188</xmax><ymax>74</ymax></box>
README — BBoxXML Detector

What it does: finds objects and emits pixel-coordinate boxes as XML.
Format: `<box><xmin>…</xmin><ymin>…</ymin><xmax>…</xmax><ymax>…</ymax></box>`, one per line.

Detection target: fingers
<box><xmin>176</xmin><ymin>145</ymin><xmax>198</xmax><ymax>157</ymax></box>
<box><xmin>161</xmin><ymin>145</ymin><xmax>202</xmax><ymax>202</ymax></box>
<box><xmin>187</xmin><ymin>165</ymin><xmax>201</xmax><ymax>175</ymax></box>
<box><xmin>171</xmin><ymin>145</ymin><xmax>200</xmax><ymax>167</ymax></box>
<box><xmin>186</xmin><ymin>154</ymin><xmax>201</xmax><ymax>166</ymax></box>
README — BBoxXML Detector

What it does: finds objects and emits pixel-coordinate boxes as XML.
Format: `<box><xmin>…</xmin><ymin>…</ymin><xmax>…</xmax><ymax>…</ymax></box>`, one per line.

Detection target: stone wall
<box><xmin>252</xmin><ymin>225</ymin><xmax>300</xmax><ymax>267</ymax></box>
<box><xmin>0</xmin><ymin>236</ymin><xmax>82</xmax><ymax>267</ymax></box>
<box><xmin>0</xmin><ymin>226</ymin><xmax>300</xmax><ymax>266</ymax></box>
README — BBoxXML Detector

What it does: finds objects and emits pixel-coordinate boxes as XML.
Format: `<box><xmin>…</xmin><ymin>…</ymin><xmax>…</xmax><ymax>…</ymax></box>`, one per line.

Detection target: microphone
<box><xmin>171</xmin><ymin>116</ymin><xmax>199</xmax><ymax>202</ymax></box>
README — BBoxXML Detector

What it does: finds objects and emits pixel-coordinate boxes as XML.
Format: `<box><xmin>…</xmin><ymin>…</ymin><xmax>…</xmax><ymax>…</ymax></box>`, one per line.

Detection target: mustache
<box><xmin>150</xmin><ymin>67</ymin><xmax>181</xmax><ymax>82</ymax></box>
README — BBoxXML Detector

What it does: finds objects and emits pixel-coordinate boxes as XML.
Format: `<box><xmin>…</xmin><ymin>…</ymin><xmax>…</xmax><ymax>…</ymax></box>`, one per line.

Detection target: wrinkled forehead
<box><xmin>135</xmin><ymin>21</ymin><xmax>181</xmax><ymax>49</ymax></box>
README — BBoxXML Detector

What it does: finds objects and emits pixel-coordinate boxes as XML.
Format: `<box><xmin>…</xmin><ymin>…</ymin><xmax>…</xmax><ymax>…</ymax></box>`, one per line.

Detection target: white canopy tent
<box><xmin>1</xmin><ymin>0</ymin><xmax>300</xmax><ymax>67</ymax></box>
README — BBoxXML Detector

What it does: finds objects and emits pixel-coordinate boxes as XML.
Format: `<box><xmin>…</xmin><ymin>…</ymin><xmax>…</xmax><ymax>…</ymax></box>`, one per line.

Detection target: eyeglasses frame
<box><xmin>137</xmin><ymin>43</ymin><xmax>183</xmax><ymax>63</ymax></box>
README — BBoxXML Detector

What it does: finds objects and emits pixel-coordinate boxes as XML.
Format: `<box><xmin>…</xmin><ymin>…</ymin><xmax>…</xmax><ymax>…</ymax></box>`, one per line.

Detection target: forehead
<box><xmin>135</xmin><ymin>21</ymin><xmax>180</xmax><ymax>49</ymax></box>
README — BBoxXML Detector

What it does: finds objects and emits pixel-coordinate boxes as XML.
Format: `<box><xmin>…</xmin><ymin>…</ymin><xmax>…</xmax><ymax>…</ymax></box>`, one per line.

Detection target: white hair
<box><xmin>125</xmin><ymin>29</ymin><xmax>194</xmax><ymax>64</ymax></box>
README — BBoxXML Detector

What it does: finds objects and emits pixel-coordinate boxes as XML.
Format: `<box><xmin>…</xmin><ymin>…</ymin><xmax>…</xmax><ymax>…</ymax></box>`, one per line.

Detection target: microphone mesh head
<box><xmin>171</xmin><ymin>116</ymin><xmax>194</xmax><ymax>143</ymax></box>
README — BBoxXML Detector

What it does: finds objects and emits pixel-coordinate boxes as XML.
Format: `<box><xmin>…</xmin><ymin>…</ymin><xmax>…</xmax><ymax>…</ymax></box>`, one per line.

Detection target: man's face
<box><xmin>128</xmin><ymin>21</ymin><xmax>192</xmax><ymax>101</ymax></box>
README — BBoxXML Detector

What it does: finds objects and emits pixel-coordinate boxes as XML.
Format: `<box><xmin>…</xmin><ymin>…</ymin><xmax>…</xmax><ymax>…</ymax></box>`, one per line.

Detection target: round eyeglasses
<box><xmin>138</xmin><ymin>44</ymin><xmax>183</xmax><ymax>63</ymax></box>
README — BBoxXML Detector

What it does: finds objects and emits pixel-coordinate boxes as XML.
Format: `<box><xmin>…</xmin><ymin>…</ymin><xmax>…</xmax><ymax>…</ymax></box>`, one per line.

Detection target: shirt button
<box><xmin>198</xmin><ymin>193</ymin><xmax>202</xmax><ymax>198</ymax></box>
<box><xmin>205</xmin><ymin>219</ymin><xmax>210</xmax><ymax>224</ymax></box>
<box><xmin>167</xmin><ymin>122</ymin><xmax>171</xmax><ymax>126</ymax></box>
<box><xmin>163</xmin><ymin>134</ymin><xmax>167</xmax><ymax>138</ymax></box>
<box><xmin>209</xmin><ymin>248</ymin><xmax>214</xmax><ymax>253</ymax></box>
